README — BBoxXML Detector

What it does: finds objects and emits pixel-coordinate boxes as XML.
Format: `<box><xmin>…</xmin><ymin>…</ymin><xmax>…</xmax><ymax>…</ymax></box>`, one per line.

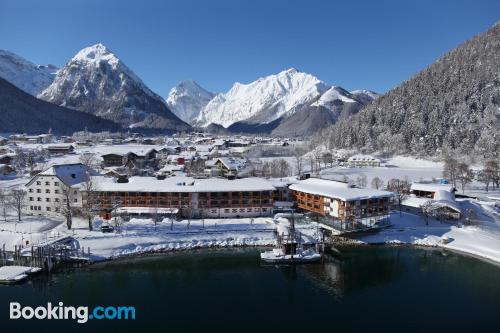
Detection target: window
<box><xmin>29</xmin><ymin>206</ymin><xmax>33</xmax><ymax>210</ymax></box>
<box><xmin>46</xmin><ymin>207</ymin><xmax>51</xmax><ymax>211</ymax></box>
<box><xmin>54</xmin><ymin>182</ymin><xmax>59</xmax><ymax>186</ymax></box>
<box><xmin>224</xmin><ymin>209</ymin><xmax>230</xmax><ymax>213</ymax></box>
<box><xmin>262</xmin><ymin>208</ymin><xmax>267</xmax><ymax>212</ymax></box>
<box><xmin>45</xmin><ymin>181</ymin><xmax>50</xmax><ymax>186</ymax></box>
<box><xmin>29</xmin><ymin>197</ymin><xmax>33</xmax><ymax>201</ymax></box>
<box><xmin>55</xmin><ymin>207</ymin><xmax>60</xmax><ymax>212</ymax></box>
<box><xmin>232</xmin><ymin>209</ymin><xmax>237</xmax><ymax>213</ymax></box>
<box><xmin>55</xmin><ymin>198</ymin><xmax>59</xmax><ymax>202</ymax></box>
<box><xmin>36</xmin><ymin>181</ymin><xmax>41</xmax><ymax>185</ymax></box>
<box><xmin>247</xmin><ymin>208</ymin><xmax>252</xmax><ymax>212</ymax></box>
<box><xmin>45</xmin><ymin>189</ymin><xmax>50</xmax><ymax>194</ymax></box>
<box><xmin>210</xmin><ymin>209</ymin><xmax>217</xmax><ymax>213</ymax></box>
<box><xmin>36</xmin><ymin>189</ymin><xmax>41</xmax><ymax>193</ymax></box>
<box><xmin>55</xmin><ymin>190</ymin><xmax>59</xmax><ymax>194</ymax></box>
<box><xmin>37</xmin><ymin>197</ymin><xmax>41</xmax><ymax>202</ymax></box>
<box><xmin>74</xmin><ymin>191</ymin><xmax>77</xmax><ymax>195</ymax></box>
<box><xmin>29</xmin><ymin>189</ymin><xmax>33</xmax><ymax>193</ymax></box>
<box><xmin>74</xmin><ymin>199</ymin><xmax>78</xmax><ymax>203</ymax></box>
<box><xmin>239</xmin><ymin>208</ymin><xmax>245</xmax><ymax>212</ymax></box>
<box><xmin>45</xmin><ymin>198</ymin><xmax>50</xmax><ymax>202</ymax></box>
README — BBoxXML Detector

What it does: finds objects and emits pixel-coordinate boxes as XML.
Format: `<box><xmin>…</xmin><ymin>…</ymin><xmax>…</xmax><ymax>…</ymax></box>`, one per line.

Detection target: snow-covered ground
<box><xmin>0</xmin><ymin>215</ymin><xmax>320</xmax><ymax>261</ymax></box>
<box><xmin>357</xmin><ymin>199</ymin><xmax>500</xmax><ymax>264</ymax></box>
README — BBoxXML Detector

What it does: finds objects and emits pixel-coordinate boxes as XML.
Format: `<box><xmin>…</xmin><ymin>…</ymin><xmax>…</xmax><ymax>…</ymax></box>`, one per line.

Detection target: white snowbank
<box><xmin>358</xmin><ymin>200</ymin><xmax>500</xmax><ymax>264</ymax></box>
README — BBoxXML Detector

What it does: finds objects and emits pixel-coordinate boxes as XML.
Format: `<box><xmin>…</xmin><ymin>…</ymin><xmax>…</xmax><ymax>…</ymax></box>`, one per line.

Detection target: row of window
<box><xmin>29</xmin><ymin>205</ymin><xmax>60</xmax><ymax>212</ymax></box>
<box><xmin>35</xmin><ymin>181</ymin><xmax>59</xmax><ymax>186</ymax></box>
<box><xmin>218</xmin><ymin>207</ymin><xmax>268</xmax><ymax>214</ymax></box>
<box><xmin>29</xmin><ymin>188</ymin><xmax>60</xmax><ymax>194</ymax></box>
<box><xmin>29</xmin><ymin>197</ymin><xmax>77</xmax><ymax>203</ymax></box>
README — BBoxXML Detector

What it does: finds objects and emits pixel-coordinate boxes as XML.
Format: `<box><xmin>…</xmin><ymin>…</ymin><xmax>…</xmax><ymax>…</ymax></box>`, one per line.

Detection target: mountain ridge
<box><xmin>39</xmin><ymin>43</ymin><xmax>190</xmax><ymax>133</ymax></box>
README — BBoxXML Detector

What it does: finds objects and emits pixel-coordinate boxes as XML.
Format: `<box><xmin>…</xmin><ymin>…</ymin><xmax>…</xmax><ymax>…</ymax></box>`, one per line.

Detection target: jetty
<box><xmin>0</xmin><ymin>236</ymin><xmax>92</xmax><ymax>283</ymax></box>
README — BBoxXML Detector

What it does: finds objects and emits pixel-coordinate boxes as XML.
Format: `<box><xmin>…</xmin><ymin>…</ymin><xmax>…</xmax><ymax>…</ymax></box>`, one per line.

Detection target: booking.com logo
<box><xmin>10</xmin><ymin>302</ymin><xmax>136</xmax><ymax>324</ymax></box>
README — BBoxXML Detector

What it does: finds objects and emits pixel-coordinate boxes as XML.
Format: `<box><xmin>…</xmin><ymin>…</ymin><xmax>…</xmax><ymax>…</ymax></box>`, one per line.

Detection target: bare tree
<box><xmin>356</xmin><ymin>174</ymin><xmax>368</xmax><ymax>188</ymax></box>
<box><xmin>322</xmin><ymin>152</ymin><xmax>334</xmax><ymax>168</ymax></box>
<box><xmin>456</xmin><ymin>162</ymin><xmax>473</xmax><ymax>193</ymax></box>
<box><xmin>9</xmin><ymin>189</ymin><xmax>27</xmax><ymax>222</ymax></box>
<box><xmin>443</xmin><ymin>157</ymin><xmax>459</xmax><ymax>188</ymax></box>
<box><xmin>111</xmin><ymin>197</ymin><xmax>123</xmax><ymax>231</ymax></box>
<box><xmin>421</xmin><ymin>200</ymin><xmax>435</xmax><ymax>226</ymax></box>
<box><xmin>261</xmin><ymin>161</ymin><xmax>271</xmax><ymax>178</ymax></box>
<box><xmin>371</xmin><ymin>177</ymin><xmax>384</xmax><ymax>190</ymax></box>
<box><xmin>387</xmin><ymin>178</ymin><xmax>411</xmax><ymax>216</ymax></box>
<box><xmin>292</xmin><ymin>147</ymin><xmax>306</xmax><ymax>176</ymax></box>
<box><xmin>479</xmin><ymin>160</ymin><xmax>500</xmax><ymax>192</ymax></box>
<box><xmin>80</xmin><ymin>176</ymin><xmax>100</xmax><ymax>231</ymax></box>
<box><xmin>12</xmin><ymin>147</ymin><xmax>27</xmax><ymax>173</ymax></box>
<box><xmin>0</xmin><ymin>188</ymin><xmax>8</xmax><ymax>221</ymax></box>
<box><xmin>58</xmin><ymin>186</ymin><xmax>76</xmax><ymax>230</ymax></box>
<box><xmin>79</xmin><ymin>152</ymin><xmax>99</xmax><ymax>170</ymax></box>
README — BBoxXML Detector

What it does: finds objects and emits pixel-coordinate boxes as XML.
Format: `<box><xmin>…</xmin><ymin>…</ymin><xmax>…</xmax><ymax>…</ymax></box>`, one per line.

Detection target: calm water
<box><xmin>1</xmin><ymin>246</ymin><xmax>500</xmax><ymax>333</ymax></box>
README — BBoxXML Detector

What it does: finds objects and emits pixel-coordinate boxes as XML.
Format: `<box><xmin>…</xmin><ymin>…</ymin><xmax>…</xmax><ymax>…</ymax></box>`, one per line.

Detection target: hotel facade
<box><xmin>290</xmin><ymin>178</ymin><xmax>393</xmax><ymax>230</ymax></box>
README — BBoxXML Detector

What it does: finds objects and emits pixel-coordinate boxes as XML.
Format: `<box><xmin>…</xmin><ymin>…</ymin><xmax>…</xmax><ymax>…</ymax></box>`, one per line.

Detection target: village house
<box><xmin>101</xmin><ymin>153</ymin><xmax>124</xmax><ymax>167</ymax></box>
<box><xmin>24</xmin><ymin>163</ymin><xmax>92</xmax><ymax>216</ymax></box>
<box><xmin>47</xmin><ymin>145</ymin><xmax>75</xmax><ymax>156</ymax></box>
<box><xmin>213</xmin><ymin>157</ymin><xmax>248</xmax><ymax>178</ymax></box>
<box><xmin>289</xmin><ymin>178</ymin><xmax>393</xmax><ymax>231</ymax></box>
<box><xmin>347</xmin><ymin>154</ymin><xmax>381</xmax><ymax>167</ymax></box>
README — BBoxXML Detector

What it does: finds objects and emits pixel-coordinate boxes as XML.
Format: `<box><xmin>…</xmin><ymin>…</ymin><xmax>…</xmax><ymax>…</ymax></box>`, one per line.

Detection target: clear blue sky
<box><xmin>1</xmin><ymin>0</ymin><xmax>498</xmax><ymax>96</ymax></box>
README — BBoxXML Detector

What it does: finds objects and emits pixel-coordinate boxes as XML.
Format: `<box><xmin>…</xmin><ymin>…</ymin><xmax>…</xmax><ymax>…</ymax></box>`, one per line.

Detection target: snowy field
<box><xmin>321</xmin><ymin>156</ymin><xmax>444</xmax><ymax>184</ymax></box>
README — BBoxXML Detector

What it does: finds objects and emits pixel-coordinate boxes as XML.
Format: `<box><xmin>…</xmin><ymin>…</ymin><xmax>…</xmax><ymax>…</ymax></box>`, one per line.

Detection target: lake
<box><xmin>1</xmin><ymin>246</ymin><xmax>500</xmax><ymax>333</ymax></box>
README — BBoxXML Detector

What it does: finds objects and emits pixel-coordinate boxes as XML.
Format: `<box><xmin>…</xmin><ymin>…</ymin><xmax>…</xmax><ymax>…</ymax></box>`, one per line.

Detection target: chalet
<box><xmin>92</xmin><ymin>176</ymin><xmax>276</xmax><ymax>220</ymax></box>
<box><xmin>214</xmin><ymin>157</ymin><xmax>247</xmax><ymax>177</ymax></box>
<box><xmin>347</xmin><ymin>154</ymin><xmax>381</xmax><ymax>167</ymax></box>
<box><xmin>289</xmin><ymin>178</ymin><xmax>393</xmax><ymax>231</ymax></box>
<box><xmin>405</xmin><ymin>183</ymin><xmax>461</xmax><ymax>219</ymax></box>
<box><xmin>47</xmin><ymin>145</ymin><xmax>74</xmax><ymax>156</ymax></box>
<box><xmin>101</xmin><ymin>153</ymin><xmax>124</xmax><ymax>167</ymax></box>
<box><xmin>0</xmin><ymin>136</ymin><xmax>8</xmax><ymax>145</ymax></box>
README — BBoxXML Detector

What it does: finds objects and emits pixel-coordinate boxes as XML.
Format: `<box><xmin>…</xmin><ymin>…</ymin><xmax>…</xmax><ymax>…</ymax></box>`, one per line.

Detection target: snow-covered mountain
<box><xmin>196</xmin><ymin>68</ymin><xmax>330</xmax><ymax>128</ymax></box>
<box><xmin>194</xmin><ymin>68</ymin><xmax>377</xmax><ymax>135</ymax></box>
<box><xmin>0</xmin><ymin>49</ymin><xmax>58</xmax><ymax>96</ymax></box>
<box><xmin>166</xmin><ymin>80</ymin><xmax>215</xmax><ymax>123</ymax></box>
<box><xmin>39</xmin><ymin>43</ymin><xmax>189</xmax><ymax>132</ymax></box>
<box><xmin>350</xmin><ymin>89</ymin><xmax>379</xmax><ymax>105</ymax></box>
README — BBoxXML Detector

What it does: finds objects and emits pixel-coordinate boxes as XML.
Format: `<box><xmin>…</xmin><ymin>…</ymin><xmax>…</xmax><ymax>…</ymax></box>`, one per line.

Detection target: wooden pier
<box><xmin>0</xmin><ymin>236</ymin><xmax>91</xmax><ymax>275</ymax></box>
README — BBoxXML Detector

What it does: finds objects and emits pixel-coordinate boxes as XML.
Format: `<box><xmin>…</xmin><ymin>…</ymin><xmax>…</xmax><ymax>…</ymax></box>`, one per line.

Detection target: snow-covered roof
<box><xmin>30</xmin><ymin>163</ymin><xmax>93</xmax><ymax>186</ymax></box>
<box><xmin>347</xmin><ymin>154</ymin><xmax>381</xmax><ymax>162</ymax></box>
<box><xmin>411</xmin><ymin>183</ymin><xmax>455</xmax><ymax>193</ymax></box>
<box><xmin>216</xmin><ymin>157</ymin><xmax>247</xmax><ymax>170</ymax></box>
<box><xmin>92</xmin><ymin>176</ymin><xmax>275</xmax><ymax>193</ymax></box>
<box><xmin>289</xmin><ymin>178</ymin><xmax>393</xmax><ymax>201</ymax></box>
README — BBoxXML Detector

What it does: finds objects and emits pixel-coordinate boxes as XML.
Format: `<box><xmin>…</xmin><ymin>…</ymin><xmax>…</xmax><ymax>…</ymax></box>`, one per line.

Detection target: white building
<box><xmin>347</xmin><ymin>154</ymin><xmax>381</xmax><ymax>167</ymax></box>
<box><xmin>24</xmin><ymin>164</ymin><xmax>91</xmax><ymax>216</ymax></box>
